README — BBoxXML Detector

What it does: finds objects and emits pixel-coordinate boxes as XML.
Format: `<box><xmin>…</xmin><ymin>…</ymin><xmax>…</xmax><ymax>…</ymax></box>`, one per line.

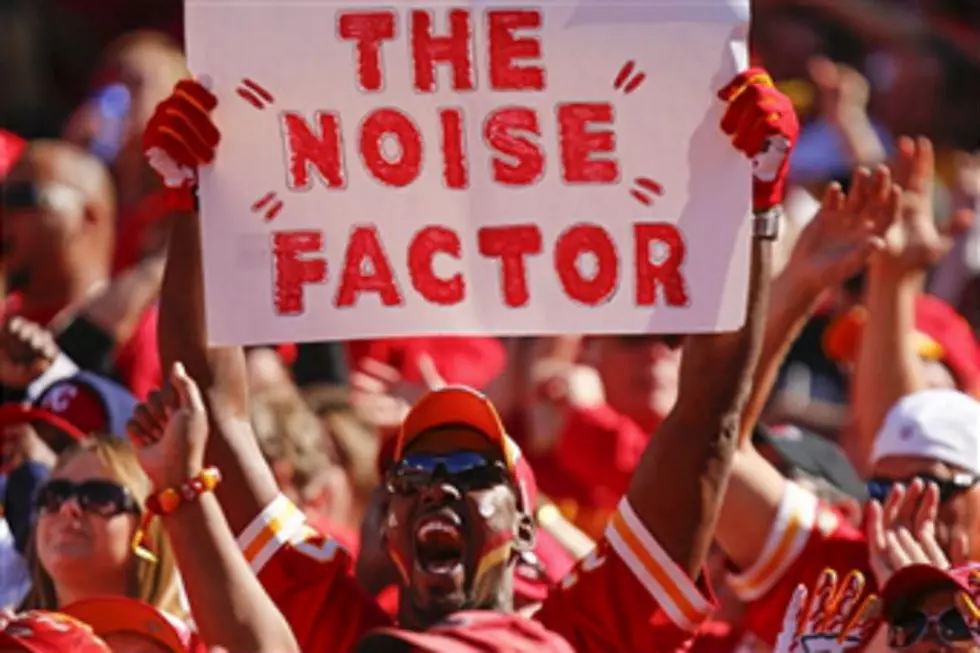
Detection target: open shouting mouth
<box><xmin>414</xmin><ymin>510</ymin><xmax>465</xmax><ymax>577</ymax></box>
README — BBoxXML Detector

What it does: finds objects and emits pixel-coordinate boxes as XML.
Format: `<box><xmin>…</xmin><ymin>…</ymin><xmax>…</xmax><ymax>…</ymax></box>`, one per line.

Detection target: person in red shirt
<box><xmin>529</xmin><ymin>334</ymin><xmax>683</xmax><ymax>538</ymax></box>
<box><xmin>139</xmin><ymin>65</ymin><xmax>794</xmax><ymax>651</ymax></box>
<box><xmin>1</xmin><ymin>141</ymin><xmax>161</xmax><ymax>398</ymax></box>
<box><xmin>718</xmin><ymin>389</ymin><xmax>980</xmax><ymax>648</ymax></box>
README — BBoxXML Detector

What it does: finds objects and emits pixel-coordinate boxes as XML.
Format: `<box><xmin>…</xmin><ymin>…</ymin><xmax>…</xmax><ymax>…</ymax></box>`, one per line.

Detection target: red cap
<box><xmin>0</xmin><ymin>381</ymin><xmax>109</xmax><ymax>444</ymax></box>
<box><xmin>60</xmin><ymin>597</ymin><xmax>198</xmax><ymax>653</ymax></box>
<box><xmin>882</xmin><ymin>563</ymin><xmax>980</xmax><ymax>616</ymax></box>
<box><xmin>365</xmin><ymin>611</ymin><xmax>574</xmax><ymax>653</ymax></box>
<box><xmin>0</xmin><ymin>611</ymin><xmax>110</xmax><ymax>653</ymax></box>
<box><xmin>824</xmin><ymin>296</ymin><xmax>980</xmax><ymax>394</ymax></box>
<box><xmin>0</xmin><ymin>404</ymin><xmax>88</xmax><ymax>443</ymax></box>
<box><xmin>396</xmin><ymin>386</ymin><xmax>530</xmax><ymax>510</ymax></box>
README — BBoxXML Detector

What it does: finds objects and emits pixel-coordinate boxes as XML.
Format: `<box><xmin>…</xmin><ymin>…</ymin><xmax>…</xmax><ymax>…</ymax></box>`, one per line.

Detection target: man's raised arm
<box><xmin>626</xmin><ymin>69</ymin><xmax>798</xmax><ymax>577</ymax></box>
<box><xmin>150</xmin><ymin>80</ymin><xmax>280</xmax><ymax>534</ymax></box>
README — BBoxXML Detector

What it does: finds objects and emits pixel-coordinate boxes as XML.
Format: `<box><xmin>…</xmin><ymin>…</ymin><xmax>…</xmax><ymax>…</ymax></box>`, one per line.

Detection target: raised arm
<box><xmin>851</xmin><ymin>137</ymin><xmax>952</xmax><ymax>469</ymax></box>
<box><xmin>716</xmin><ymin>165</ymin><xmax>899</xmax><ymax>569</ymax></box>
<box><xmin>146</xmin><ymin>80</ymin><xmax>280</xmax><ymax>533</ymax></box>
<box><xmin>625</xmin><ymin>70</ymin><xmax>796</xmax><ymax>576</ymax></box>
<box><xmin>131</xmin><ymin>364</ymin><xmax>299</xmax><ymax>653</ymax></box>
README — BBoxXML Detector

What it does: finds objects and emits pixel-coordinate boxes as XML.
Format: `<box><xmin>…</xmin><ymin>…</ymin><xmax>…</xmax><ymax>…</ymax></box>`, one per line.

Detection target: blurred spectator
<box><xmin>1</xmin><ymin>141</ymin><xmax>161</xmax><ymax>397</ymax></box>
<box><xmin>63</xmin><ymin>31</ymin><xmax>189</xmax><ymax>272</ymax></box>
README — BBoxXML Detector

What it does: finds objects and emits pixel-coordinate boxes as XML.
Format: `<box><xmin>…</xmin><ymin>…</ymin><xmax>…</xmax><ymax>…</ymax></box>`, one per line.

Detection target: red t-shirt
<box><xmin>726</xmin><ymin>482</ymin><xmax>874</xmax><ymax>648</ymax></box>
<box><xmin>239</xmin><ymin>495</ymin><xmax>715</xmax><ymax>653</ymax></box>
<box><xmin>2</xmin><ymin>293</ymin><xmax>160</xmax><ymax>400</ymax></box>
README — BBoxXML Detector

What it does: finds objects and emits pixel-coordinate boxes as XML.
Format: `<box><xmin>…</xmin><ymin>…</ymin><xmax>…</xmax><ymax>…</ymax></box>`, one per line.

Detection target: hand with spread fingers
<box><xmin>865</xmin><ymin>479</ymin><xmax>961</xmax><ymax>589</ymax></box>
<box><xmin>0</xmin><ymin>317</ymin><xmax>61</xmax><ymax>389</ymax></box>
<box><xmin>785</xmin><ymin>165</ymin><xmax>900</xmax><ymax>294</ymax></box>
<box><xmin>717</xmin><ymin>67</ymin><xmax>800</xmax><ymax>212</ymax></box>
<box><xmin>142</xmin><ymin>79</ymin><xmax>221</xmax><ymax>209</ymax></box>
<box><xmin>128</xmin><ymin>362</ymin><xmax>209</xmax><ymax>489</ymax></box>
<box><xmin>774</xmin><ymin>568</ymin><xmax>881</xmax><ymax>653</ymax></box>
<box><xmin>876</xmin><ymin>136</ymin><xmax>953</xmax><ymax>273</ymax></box>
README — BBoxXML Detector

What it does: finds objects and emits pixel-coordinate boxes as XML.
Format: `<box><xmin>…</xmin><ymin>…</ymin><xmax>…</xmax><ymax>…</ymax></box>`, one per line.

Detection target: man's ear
<box><xmin>513</xmin><ymin>513</ymin><xmax>536</xmax><ymax>553</ymax></box>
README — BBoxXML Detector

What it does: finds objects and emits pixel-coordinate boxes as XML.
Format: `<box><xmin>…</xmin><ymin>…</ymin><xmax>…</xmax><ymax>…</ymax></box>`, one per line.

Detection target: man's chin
<box><xmin>410</xmin><ymin>588</ymin><xmax>468</xmax><ymax>623</ymax></box>
<box><xmin>408</xmin><ymin>570</ymin><xmax>470</xmax><ymax>619</ymax></box>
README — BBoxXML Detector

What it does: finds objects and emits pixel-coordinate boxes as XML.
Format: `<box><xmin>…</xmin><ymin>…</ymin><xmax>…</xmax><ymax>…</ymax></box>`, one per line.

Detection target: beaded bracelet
<box><xmin>132</xmin><ymin>466</ymin><xmax>222</xmax><ymax>562</ymax></box>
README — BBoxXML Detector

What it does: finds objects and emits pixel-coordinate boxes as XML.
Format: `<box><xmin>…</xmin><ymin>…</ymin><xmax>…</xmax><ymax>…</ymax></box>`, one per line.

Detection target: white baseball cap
<box><xmin>871</xmin><ymin>389</ymin><xmax>980</xmax><ymax>475</ymax></box>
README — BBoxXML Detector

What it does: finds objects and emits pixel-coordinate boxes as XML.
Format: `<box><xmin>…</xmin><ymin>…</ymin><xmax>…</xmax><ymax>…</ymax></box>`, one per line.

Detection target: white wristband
<box><xmin>25</xmin><ymin>353</ymin><xmax>79</xmax><ymax>402</ymax></box>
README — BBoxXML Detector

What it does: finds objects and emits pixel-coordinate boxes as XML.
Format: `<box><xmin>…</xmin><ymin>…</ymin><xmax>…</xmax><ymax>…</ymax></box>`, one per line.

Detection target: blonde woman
<box><xmin>19</xmin><ymin>434</ymin><xmax>182</xmax><ymax>615</ymax></box>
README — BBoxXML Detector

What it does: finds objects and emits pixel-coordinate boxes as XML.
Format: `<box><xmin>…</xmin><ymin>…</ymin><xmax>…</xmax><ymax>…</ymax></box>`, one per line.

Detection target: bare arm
<box><xmin>851</xmin><ymin>137</ymin><xmax>943</xmax><ymax>469</ymax></box>
<box><xmin>159</xmin><ymin>210</ymin><xmax>280</xmax><ymax>533</ymax></box>
<box><xmin>77</xmin><ymin>255</ymin><xmax>166</xmax><ymax>343</ymax></box>
<box><xmin>163</xmin><ymin>493</ymin><xmax>300</xmax><ymax>653</ymax></box>
<box><xmin>627</xmin><ymin>235</ymin><xmax>771</xmax><ymax>576</ymax></box>
<box><xmin>718</xmin><ymin>167</ymin><xmax>897</xmax><ymax>569</ymax></box>
<box><xmin>136</xmin><ymin>365</ymin><xmax>299</xmax><ymax>653</ymax></box>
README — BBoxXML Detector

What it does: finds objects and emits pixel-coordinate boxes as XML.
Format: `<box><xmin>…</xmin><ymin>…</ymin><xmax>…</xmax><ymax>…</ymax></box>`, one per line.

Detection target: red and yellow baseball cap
<box><xmin>0</xmin><ymin>611</ymin><xmax>110</xmax><ymax>653</ymax></box>
<box><xmin>395</xmin><ymin>386</ymin><xmax>529</xmax><ymax>509</ymax></box>
<box><xmin>824</xmin><ymin>295</ymin><xmax>980</xmax><ymax>395</ymax></box>
<box><xmin>61</xmin><ymin>597</ymin><xmax>198</xmax><ymax>653</ymax></box>
<box><xmin>882</xmin><ymin>563</ymin><xmax>980</xmax><ymax>617</ymax></box>
<box><xmin>396</xmin><ymin>386</ymin><xmax>519</xmax><ymax>469</ymax></box>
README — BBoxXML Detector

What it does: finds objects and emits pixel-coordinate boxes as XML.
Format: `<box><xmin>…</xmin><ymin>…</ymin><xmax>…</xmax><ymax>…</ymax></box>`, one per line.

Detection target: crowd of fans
<box><xmin>1</xmin><ymin>0</ymin><xmax>980</xmax><ymax>652</ymax></box>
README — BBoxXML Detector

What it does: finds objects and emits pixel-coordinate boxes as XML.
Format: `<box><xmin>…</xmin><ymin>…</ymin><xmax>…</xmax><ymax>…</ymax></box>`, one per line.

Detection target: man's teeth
<box><xmin>418</xmin><ymin>521</ymin><xmax>459</xmax><ymax>540</ymax></box>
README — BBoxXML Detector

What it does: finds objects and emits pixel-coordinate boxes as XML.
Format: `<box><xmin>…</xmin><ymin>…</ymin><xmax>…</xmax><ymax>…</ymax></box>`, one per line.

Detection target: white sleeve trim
<box><xmin>236</xmin><ymin>494</ymin><xmax>307</xmax><ymax>575</ymax></box>
<box><xmin>605</xmin><ymin>498</ymin><xmax>713</xmax><ymax>632</ymax></box>
<box><xmin>727</xmin><ymin>481</ymin><xmax>818</xmax><ymax>601</ymax></box>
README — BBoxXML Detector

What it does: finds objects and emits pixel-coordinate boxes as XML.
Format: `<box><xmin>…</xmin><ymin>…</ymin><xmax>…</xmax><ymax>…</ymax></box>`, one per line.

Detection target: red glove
<box><xmin>142</xmin><ymin>79</ymin><xmax>221</xmax><ymax>210</ymax></box>
<box><xmin>717</xmin><ymin>68</ymin><xmax>798</xmax><ymax>212</ymax></box>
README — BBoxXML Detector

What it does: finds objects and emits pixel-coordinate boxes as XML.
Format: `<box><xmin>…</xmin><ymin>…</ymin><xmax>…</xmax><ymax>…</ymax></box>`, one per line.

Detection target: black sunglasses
<box><xmin>867</xmin><ymin>474</ymin><xmax>980</xmax><ymax>504</ymax></box>
<box><xmin>888</xmin><ymin>608</ymin><xmax>974</xmax><ymax>649</ymax></box>
<box><xmin>387</xmin><ymin>451</ymin><xmax>509</xmax><ymax>495</ymax></box>
<box><xmin>35</xmin><ymin>479</ymin><xmax>140</xmax><ymax>518</ymax></box>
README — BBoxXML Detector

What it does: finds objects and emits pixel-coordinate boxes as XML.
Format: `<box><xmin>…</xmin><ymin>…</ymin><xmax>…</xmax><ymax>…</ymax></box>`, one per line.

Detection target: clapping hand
<box><xmin>774</xmin><ymin>569</ymin><xmax>881</xmax><ymax>653</ymax></box>
<box><xmin>865</xmin><ymin>478</ymin><xmax>966</xmax><ymax>588</ymax></box>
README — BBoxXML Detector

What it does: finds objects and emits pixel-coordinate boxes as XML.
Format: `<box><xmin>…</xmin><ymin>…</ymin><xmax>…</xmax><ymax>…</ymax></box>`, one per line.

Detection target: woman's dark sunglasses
<box><xmin>387</xmin><ymin>451</ymin><xmax>509</xmax><ymax>495</ymax></box>
<box><xmin>867</xmin><ymin>473</ymin><xmax>979</xmax><ymax>504</ymax></box>
<box><xmin>35</xmin><ymin>479</ymin><xmax>140</xmax><ymax>518</ymax></box>
<box><xmin>888</xmin><ymin>608</ymin><xmax>973</xmax><ymax>649</ymax></box>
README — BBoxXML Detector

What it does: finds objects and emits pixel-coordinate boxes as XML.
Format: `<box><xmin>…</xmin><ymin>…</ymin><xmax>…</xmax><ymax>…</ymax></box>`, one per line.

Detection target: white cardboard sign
<box><xmin>185</xmin><ymin>0</ymin><xmax>753</xmax><ymax>345</ymax></box>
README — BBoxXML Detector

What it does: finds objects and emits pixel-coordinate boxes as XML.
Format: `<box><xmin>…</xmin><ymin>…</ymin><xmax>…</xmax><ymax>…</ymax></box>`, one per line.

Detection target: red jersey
<box><xmin>362</xmin><ymin>610</ymin><xmax>575</xmax><ymax>653</ymax></box>
<box><xmin>239</xmin><ymin>495</ymin><xmax>715</xmax><ymax>653</ymax></box>
<box><xmin>725</xmin><ymin>482</ymin><xmax>872</xmax><ymax>648</ymax></box>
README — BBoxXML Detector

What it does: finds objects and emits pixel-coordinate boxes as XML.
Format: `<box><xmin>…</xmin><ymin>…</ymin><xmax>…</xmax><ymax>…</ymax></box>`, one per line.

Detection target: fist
<box><xmin>0</xmin><ymin>317</ymin><xmax>60</xmax><ymax>389</ymax></box>
<box><xmin>142</xmin><ymin>79</ymin><xmax>220</xmax><ymax>201</ymax></box>
<box><xmin>718</xmin><ymin>68</ymin><xmax>799</xmax><ymax>212</ymax></box>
